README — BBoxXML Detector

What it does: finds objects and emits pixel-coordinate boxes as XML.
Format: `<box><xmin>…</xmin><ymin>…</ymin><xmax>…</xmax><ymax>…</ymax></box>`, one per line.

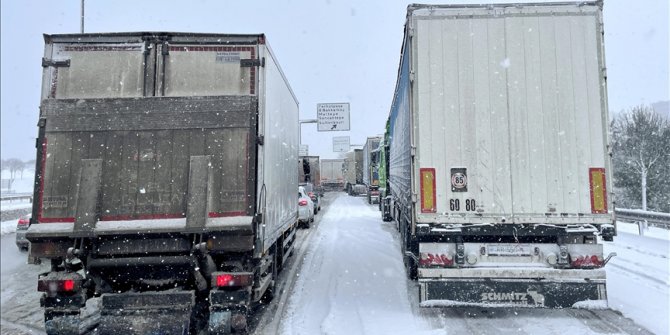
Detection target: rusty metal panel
<box><xmin>42</xmin><ymin>96</ymin><xmax>256</xmax><ymax>132</ymax></box>
<box><xmin>73</xmin><ymin>159</ymin><xmax>102</xmax><ymax>236</ymax></box>
<box><xmin>38</xmin><ymin>107</ymin><xmax>256</xmax><ymax>223</ymax></box>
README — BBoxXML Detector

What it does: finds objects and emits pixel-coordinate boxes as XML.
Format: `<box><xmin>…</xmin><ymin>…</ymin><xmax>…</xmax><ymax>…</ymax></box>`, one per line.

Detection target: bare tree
<box><xmin>1</xmin><ymin>158</ymin><xmax>25</xmax><ymax>192</ymax></box>
<box><xmin>611</xmin><ymin>105</ymin><xmax>670</xmax><ymax>211</ymax></box>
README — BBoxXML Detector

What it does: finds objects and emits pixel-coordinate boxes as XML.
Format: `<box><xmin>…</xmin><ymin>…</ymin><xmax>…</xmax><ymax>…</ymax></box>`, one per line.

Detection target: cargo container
<box><xmin>388</xmin><ymin>2</ymin><xmax>616</xmax><ymax>308</ymax></box>
<box><xmin>26</xmin><ymin>32</ymin><xmax>299</xmax><ymax>334</ymax></box>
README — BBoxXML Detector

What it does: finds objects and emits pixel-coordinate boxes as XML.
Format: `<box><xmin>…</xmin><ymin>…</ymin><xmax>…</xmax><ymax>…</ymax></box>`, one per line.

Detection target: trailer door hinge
<box><xmin>241</xmin><ymin>57</ymin><xmax>265</xmax><ymax>68</ymax></box>
<box><xmin>257</xmin><ymin>135</ymin><xmax>264</xmax><ymax>146</ymax></box>
<box><xmin>411</xmin><ymin>193</ymin><xmax>417</xmax><ymax>203</ymax></box>
<box><xmin>42</xmin><ymin>58</ymin><xmax>70</xmax><ymax>68</ymax></box>
<box><xmin>410</xmin><ymin>146</ymin><xmax>416</xmax><ymax>157</ymax></box>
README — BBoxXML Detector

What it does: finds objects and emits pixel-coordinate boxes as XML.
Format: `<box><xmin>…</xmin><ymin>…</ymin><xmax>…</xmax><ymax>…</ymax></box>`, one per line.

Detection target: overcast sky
<box><xmin>1</xmin><ymin>0</ymin><xmax>668</xmax><ymax>161</ymax></box>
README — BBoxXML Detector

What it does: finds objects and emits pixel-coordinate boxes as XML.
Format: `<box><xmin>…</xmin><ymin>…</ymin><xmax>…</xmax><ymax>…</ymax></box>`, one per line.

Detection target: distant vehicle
<box><xmin>299</xmin><ymin>156</ymin><xmax>322</xmax><ymax>195</ymax></box>
<box><xmin>362</xmin><ymin>136</ymin><xmax>382</xmax><ymax>204</ymax></box>
<box><xmin>15</xmin><ymin>214</ymin><xmax>31</xmax><ymax>251</ymax></box>
<box><xmin>320</xmin><ymin>159</ymin><xmax>346</xmax><ymax>192</ymax></box>
<box><xmin>378</xmin><ymin>123</ymin><xmax>393</xmax><ymax>222</ymax></box>
<box><xmin>343</xmin><ymin>149</ymin><xmax>365</xmax><ymax>195</ymax></box>
<box><xmin>300</xmin><ymin>182</ymin><xmax>321</xmax><ymax>214</ymax></box>
<box><xmin>298</xmin><ymin>186</ymin><xmax>315</xmax><ymax>227</ymax></box>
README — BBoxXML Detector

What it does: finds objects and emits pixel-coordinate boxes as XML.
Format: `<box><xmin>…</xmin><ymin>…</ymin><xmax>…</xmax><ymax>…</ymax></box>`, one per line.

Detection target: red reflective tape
<box><xmin>37</xmin><ymin>139</ymin><xmax>48</xmax><ymax>222</ymax></box>
<box><xmin>208</xmin><ymin>211</ymin><xmax>246</xmax><ymax>218</ymax></box>
<box><xmin>169</xmin><ymin>46</ymin><xmax>254</xmax><ymax>52</ymax></box>
<box><xmin>39</xmin><ymin>217</ymin><xmax>75</xmax><ymax>223</ymax></box>
<box><xmin>100</xmin><ymin>213</ymin><xmax>185</xmax><ymax>221</ymax></box>
<box><xmin>62</xmin><ymin>46</ymin><xmax>142</xmax><ymax>52</ymax></box>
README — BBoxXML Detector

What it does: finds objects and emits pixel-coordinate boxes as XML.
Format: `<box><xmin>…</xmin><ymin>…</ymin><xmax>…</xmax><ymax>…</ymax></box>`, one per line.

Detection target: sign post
<box><xmin>317</xmin><ymin>103</ymin><xmax>350</xmax><ymax>132</ymax></box>
<box><xmin>333</xmin><ymin>136</ymin><xmax>350</xmax><ymax>153</ymax></box>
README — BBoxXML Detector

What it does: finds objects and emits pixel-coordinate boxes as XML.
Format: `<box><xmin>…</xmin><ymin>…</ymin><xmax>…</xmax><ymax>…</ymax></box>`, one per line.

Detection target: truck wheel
<box><xmin>404</xmin><ymin>255</ymin><xmax>418</xmax><ymax>280</ymax></box>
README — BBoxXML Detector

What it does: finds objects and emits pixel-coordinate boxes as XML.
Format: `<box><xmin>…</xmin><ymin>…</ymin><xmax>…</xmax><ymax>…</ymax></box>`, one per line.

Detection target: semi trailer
<box><xmin>388</xmin><ymin>2</ymin><xmax>616</xmax><ymax>307</ymax></box>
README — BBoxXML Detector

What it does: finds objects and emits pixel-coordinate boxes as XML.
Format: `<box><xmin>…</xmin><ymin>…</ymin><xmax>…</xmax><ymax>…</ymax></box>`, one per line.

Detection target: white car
<box><xmin>298</xmin><ymin>186</ymin><xmax>315</xmax><ymax>228</ymax></box>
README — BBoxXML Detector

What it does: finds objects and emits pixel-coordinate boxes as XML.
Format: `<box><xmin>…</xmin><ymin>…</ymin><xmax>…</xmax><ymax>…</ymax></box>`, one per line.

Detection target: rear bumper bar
<box><xmin>419</xmin><ymin>268</ymin><xmax>607</xmax><ymax>308</ymax></box>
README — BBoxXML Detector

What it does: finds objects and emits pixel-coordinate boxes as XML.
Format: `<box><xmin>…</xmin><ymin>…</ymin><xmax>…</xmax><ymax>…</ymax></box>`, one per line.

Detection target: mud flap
<box><xmin>209</xmin><ymin>289</ymin><xmax>251</xmax><ymax>334</ymax></box>
<box><xmin>45</xmin><ymin>313</ymin><xmax>80</xmax><ymax>335</ymax></box>
<box><xmin>98</xmin><ymin>291</ymin><xmax>194</xmax><ymax>335</ymax></box>
<box><xmin>419</xmin><ymin>278</ymin><xmax>607</xmax><ymax>308</ymax></box>
<box><xmin>209</xmin><ymin>311</ymin><xmax>232</xmax><ymax>334</ymax></box>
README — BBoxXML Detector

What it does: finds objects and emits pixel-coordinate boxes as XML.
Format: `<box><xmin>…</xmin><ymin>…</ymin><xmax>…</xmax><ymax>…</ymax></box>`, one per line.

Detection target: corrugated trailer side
<box><xmin>257</xmin><ymin>41</ymin><xmax>300</xmax><ymax>255</ymax></box>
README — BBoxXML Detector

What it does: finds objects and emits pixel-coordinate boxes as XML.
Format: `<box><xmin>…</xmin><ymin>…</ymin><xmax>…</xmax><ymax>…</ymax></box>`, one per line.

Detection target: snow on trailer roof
<box><xmin>407</xmin><ymin>1</ymin><xmax>602</xmax><ymax>12</ymax></box>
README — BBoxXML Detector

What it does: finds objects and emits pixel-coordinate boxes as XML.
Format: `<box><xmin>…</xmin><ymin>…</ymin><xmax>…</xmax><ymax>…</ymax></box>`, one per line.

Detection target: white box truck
<box><xmin>27</xmin><ymin>32</ymin><xmax>299</xmax><ymax>334</ymax></box>
<box><xmin>388</xmin><ymin>2</ymin><xmax>616</xmax><ymax>307</ymax></box>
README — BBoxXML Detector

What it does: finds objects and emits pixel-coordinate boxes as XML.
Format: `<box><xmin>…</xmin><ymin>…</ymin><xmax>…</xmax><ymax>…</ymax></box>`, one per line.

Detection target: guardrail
<box><xmin>615</xmin><ymin>208</ymin><xmax>670</xmax><ymax>231</ymax></box>
<box><xmin>0</xmin><ymin>193</ymin><xmax>33</xmax><ymax>203</ymax></box>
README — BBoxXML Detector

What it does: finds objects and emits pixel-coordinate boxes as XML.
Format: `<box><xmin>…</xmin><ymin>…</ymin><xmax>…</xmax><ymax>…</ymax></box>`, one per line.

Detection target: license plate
<box><xmin>487</xmin><ymin>244</ymin><xmax>533</xmax><ymax>256</ymax></box>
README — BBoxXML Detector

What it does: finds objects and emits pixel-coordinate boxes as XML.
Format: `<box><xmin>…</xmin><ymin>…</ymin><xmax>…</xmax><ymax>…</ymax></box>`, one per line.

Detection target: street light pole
<box><xmin>80</xmin><ymin>0</ymin><xmax>85</xmax><ymax>33</ymax></box>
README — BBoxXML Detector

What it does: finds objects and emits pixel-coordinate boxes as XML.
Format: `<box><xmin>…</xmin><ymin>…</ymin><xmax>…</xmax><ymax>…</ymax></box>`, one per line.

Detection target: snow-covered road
<box><xmin>275</xmin><ymin>193</ymin><xmax>665</xmax><ymax>335</ymax></box>
<box><xmin>0</xmin><ymin>192</ymin><xmax>667</xmax><ymax>334</ymax></box>
<box><xmin>279</xmin><ymin>193</ymin><xmax>431</xmax><ymax>334</ymax></box>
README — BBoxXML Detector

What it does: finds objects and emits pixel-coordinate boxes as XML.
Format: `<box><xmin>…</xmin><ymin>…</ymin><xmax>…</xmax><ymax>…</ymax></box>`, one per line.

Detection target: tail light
<box><xmin>571</xmin><ymin>255</ymin><xmax>604</xmax><ymax>268</ymax></box>
<box><xmin>419</xmin><ymin>252</ymin><xmax>454</xmax><ymax>267</ymax></box>
<box><xmin>38</xmin><ymin>275</ymin><xmax>81</xmax><ymax>293</ymax></box>
<box><xmin>212</xmin><ymin>272</ymin><xmax>253</xmax><ymax>288</ymax></box>
<box><xmin>589</xmin><ymin>168</ymin><xmax>608</xmax><ymax>214</ymax></box>
<box><xmin>299</xmin><ymin>199</ymin><xmax>308</xmax><ymax>206</ymax></box>
<box><xmin>570</xmin><ymin>255</ymin><xmax>604</xmax><ymax>268</ymax></box>
<box><xmin>420</xmin><ymin>168</ymin><xmax>436</xmax><ymax>213</ymax></box>
<box><xmin>17</xmin><ymin>216</ymin><xmax>30</xmax><ymax>227</ymax></box>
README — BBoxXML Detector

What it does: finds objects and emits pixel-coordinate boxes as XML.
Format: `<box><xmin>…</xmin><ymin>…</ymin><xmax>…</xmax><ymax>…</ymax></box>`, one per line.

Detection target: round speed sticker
<box><xmin>451</xmin><ymin>172</ymin><xmax>467</xmax><ymax>190</ymax></box>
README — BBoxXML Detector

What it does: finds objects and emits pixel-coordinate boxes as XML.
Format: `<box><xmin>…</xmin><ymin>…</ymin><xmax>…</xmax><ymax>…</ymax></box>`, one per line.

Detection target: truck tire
<box><xmin>404</xmin><ymin>254</ymin><xmax>418</xmax><ymax>280</ymax></box>
<box><xmin>261</xmin><ymin>250</ymin><xmax>278</xmax><ymax>304</ymax></box>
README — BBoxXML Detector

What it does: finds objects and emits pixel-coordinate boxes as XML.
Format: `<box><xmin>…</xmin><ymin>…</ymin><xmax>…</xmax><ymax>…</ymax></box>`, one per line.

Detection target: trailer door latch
<box><xmin>42</xmin><ymin>58</ymin><xmax>70</xmax><ymax>68</ymax></box>
<box><xmin>241</xmin><ymin>57</ymin><xmax>265</xmax><ymax>67</ymax></box>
